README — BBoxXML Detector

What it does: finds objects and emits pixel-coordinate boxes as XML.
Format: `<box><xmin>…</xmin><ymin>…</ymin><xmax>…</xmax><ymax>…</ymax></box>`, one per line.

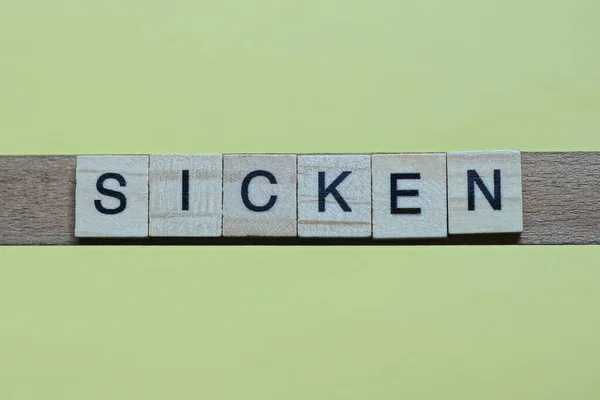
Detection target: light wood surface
<box><xmin>149</xmin><ymin>154</ymin><xmax>222</xmax><ymax>237</ymax></box>
<box><xmin>223</xmin><ymin>154</ymin><xmax>297</xmax><ymax>237</ymax></box>
<box><xmin>298</xmin><ymin>154</ymin><xmax>372</xmax><ymax>237</ymax></box>
<box><xmin>448</xmin><ymin>150</ymin><xmax>523</xmax><ymax>234</ymax></box>
<box><xmin>0</xmin><ymin>153</ymin><xmax>598</xmax><ymax>245</ymax></box>
<box><xmin>75</xmin><ymin>155</ymin><xmax>149</xmax><ymax>238</ymax></box>
<box><xmin>372</xmin><ymin>153</ymin><xmax>448</xmax><ymax>239</ymax></box>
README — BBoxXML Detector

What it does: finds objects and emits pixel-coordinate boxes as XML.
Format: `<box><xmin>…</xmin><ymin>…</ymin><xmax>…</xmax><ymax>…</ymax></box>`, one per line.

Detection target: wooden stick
<box><xmin>0</xmin><ymin>153</ymin><xmax>598</xmax><ymax>245</ymax></box>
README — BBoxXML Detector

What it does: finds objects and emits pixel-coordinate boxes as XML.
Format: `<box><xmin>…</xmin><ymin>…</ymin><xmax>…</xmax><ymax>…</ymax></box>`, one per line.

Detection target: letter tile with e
<box><xmin>372</xmin><ymin>153</ymin><xmax>447</xmax><ymax>239</ymax></box>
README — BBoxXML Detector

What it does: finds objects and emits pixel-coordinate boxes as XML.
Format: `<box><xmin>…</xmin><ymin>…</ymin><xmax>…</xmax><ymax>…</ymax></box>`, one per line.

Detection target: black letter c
<box><xmin>241</xmin><ymin>170</ymin><xmax>277</xmax><ymax>212</ymax></box>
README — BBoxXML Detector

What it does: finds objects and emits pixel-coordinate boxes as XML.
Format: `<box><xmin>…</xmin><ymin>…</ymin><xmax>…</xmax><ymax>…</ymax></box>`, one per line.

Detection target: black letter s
<box><xmin>95</xmin><ymin>173</ymin><xmax>127</xmax><ymax>215</ymax></box>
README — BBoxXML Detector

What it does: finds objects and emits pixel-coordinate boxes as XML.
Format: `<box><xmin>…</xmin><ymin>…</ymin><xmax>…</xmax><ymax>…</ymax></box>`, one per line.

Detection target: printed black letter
<box><xmin>467</xmin><ymin>169</ymin><xmax>502</xmax><ymax>211</ymax></box>
<box><xmin>318</xmin><ymin>171</ymin><xmax>351</xmax><ymax>212</ymax></box>
<box><xmin>182</xmin><ymin>169</ymin><xmax>190</xmax><ymax>211</ymax></box>
<box><xmin>241</xmin><ymin>170</ymin><xmax>277</xmax><ymax>212</ymax></box>
<box><xmin>95</xmin><ymin>173</ymin><xmax>127</xmax><ymax>215</ymax></box>
<box><xmin>390</xmin><ymin>173</ymin><xmax>421</xmax><ymax>215</ymax></box>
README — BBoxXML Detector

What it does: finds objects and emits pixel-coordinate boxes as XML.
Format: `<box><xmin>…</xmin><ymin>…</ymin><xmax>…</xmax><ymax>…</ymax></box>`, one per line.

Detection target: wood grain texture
<box><xmin>76</xmin><ymin>155</ymin><xmax>149</xmax><ymax>238</ymax></box>
<box><xmin>149</xmin><ymin>154</ymin><xmax>222</xmax><ymax>237</ymax></box>
<box><xmin>0</xmin><ymin>153</ymin><xmax>598</xmax><ymax>245</ymax></box>
<box><xmin>223</xmin><ymin>154</ymin><xmax>297</xmax><ymax>237</ymax></box>
<box><xmin>448</xmin><ymin>150</ymin><xmax>523</xmax><ymax>234</ymax></box>
<box><xmin>298</xmin><ymin>154</ymin><xmax>372</xmax><ymax>237</ymax></box>
<box><xmin>0</xmin><ymin>156</ymin><xmax>76</xmax><ymax>245</ymax></box>
<box><xmin>372</xmin><ymin>153</ymin><xmax>447</xmax><ymax>239</ymax></box>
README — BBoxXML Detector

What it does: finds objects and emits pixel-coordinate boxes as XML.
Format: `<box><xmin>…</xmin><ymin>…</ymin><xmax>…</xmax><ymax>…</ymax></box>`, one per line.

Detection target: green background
<box><xmin>1</xmin><ymin>1</ymin><xmax>599</xmax><ymax>398</ymax></box>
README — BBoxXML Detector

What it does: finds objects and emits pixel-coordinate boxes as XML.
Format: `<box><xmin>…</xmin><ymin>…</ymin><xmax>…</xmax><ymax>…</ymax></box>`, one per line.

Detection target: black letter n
<box><xmin>467</xmin><ymin>169</ymin><xmax>501</xmax><ymax>211</ymax></box>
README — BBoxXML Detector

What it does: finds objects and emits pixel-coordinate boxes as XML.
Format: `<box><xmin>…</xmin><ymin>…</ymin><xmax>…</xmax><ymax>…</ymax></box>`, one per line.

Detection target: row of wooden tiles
<box><xmin>75</xmin><ymin>151</ymin><xmax>523</xmax><ymax>238</ymax></box>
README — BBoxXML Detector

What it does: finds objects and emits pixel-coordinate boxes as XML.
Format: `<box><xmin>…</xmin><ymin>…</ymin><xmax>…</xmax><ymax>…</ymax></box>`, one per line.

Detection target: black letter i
<box><xmin>182</xmin><ymin>170</ymin><xmax>190</xmax><ymax>211</ymax></box>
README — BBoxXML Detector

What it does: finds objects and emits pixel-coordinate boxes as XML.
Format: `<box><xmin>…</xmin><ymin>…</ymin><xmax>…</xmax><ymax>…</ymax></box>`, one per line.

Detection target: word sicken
<box><xmin>74</xmin><ymin>151</ymin><xmax>523</xmax><ymax>239</ymax></box>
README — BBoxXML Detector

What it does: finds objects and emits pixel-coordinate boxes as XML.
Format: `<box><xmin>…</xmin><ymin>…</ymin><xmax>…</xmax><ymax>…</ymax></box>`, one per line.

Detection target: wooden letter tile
<box><xmin>149</xmin><ymin>154</ymin><xmax>222</xmax><ymax>237</ymax></box>
<box><xmin>223</xmin><ymin>154</ymin><xmax>297</xmax><ymax>236</ymax></box>
<box><xmin>298</xmin><ymin>155</ymin><xmax>371</xmax><ymax>237</ymax></box>
<box><xmin>372</xmin><ymin>153</ymin><xmax>447</xmax><ymax>239</ymax></box>
<box><xmin>447</xmin><ymin>150</ymin><xmax>523</xmax><ymax>234</ymax></box>
<box><xmin>75</xmin><ymin>155</ymin><xmax>149</xmax><ymax>238</ymax></box>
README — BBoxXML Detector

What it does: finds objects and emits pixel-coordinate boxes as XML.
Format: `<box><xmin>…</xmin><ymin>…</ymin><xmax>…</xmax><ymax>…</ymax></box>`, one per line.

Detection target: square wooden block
<box><xmin>447</xmin><ymin>150</ymin><xmax>523</xmax><ymax>234</ymax></box>
<box><xmin>75</xmin><ymin>155</ymin><xmax>149</xmax><ymax>238</ymax></box>
<box><xmin>372</xmin><ymin>153</ymin><xmax>447</xmax><ymax>239</ymax></box>
<box><xmin>149</xmin><ymin>154</ymin><xmax>222</xmax><ymax>237</ymax></box>
<box><xmin>298</xmin><ymin>154</ymin><xmax>371</xmax><ymax>237</ymax></box>
<box><xmin>223</xmin><ymin>154</ymin><xmax>297</xmax><ymax>236</ymax></box>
